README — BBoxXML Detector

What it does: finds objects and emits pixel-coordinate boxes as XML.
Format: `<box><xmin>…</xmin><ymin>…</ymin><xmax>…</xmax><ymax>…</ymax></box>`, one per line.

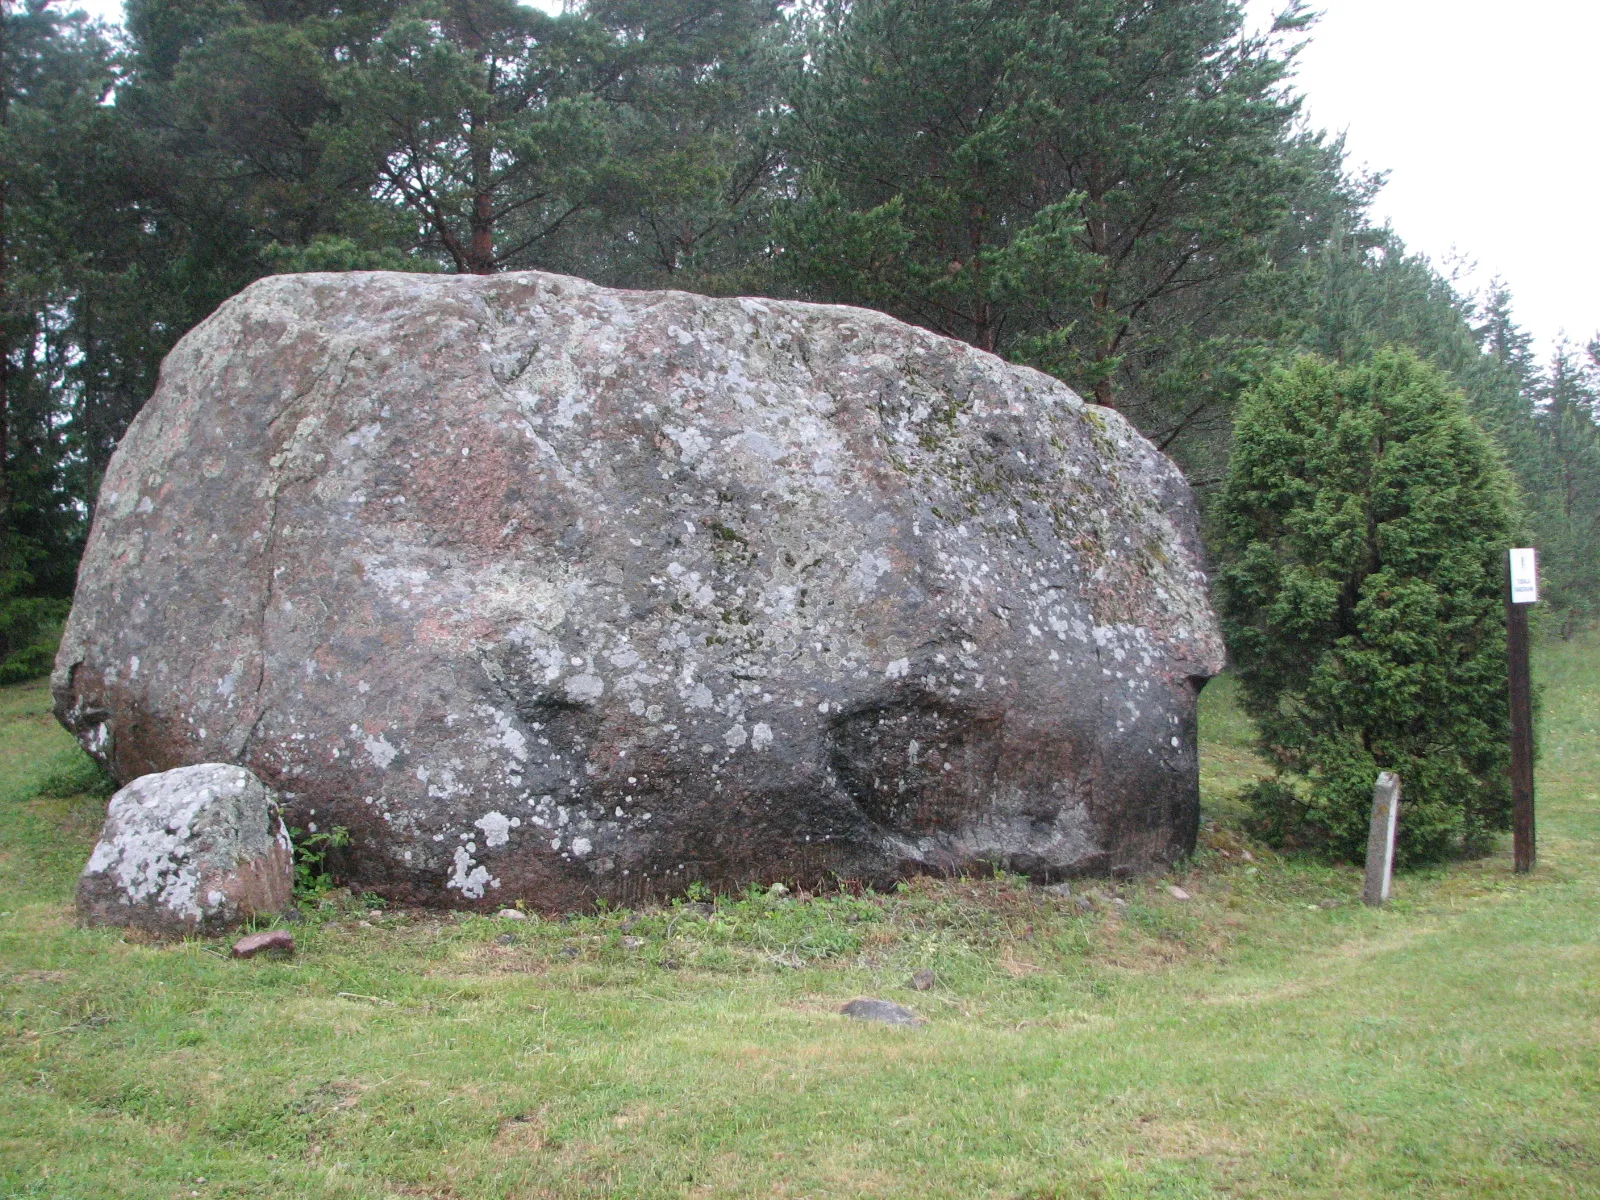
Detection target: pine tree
<box><xmin>324</xmin><ymin>0</ymin><xmax>607</xmax><ymax>274</ymax></box>
<box><xmin>553</xmin><ymin>0</ymin><xmax>792</xmax><ymax>293</ymax></box>
<box><xmin>777</xmin><ymin>0</ymin><xmax>1346</xmax><ymax>432</ymax></box>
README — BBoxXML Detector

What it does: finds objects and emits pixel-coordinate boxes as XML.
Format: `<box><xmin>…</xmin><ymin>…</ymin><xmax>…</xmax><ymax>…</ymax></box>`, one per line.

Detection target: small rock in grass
<box><xmin>497</xmin><ymin>908</ymin><xmax>527</xmax><ymax>921</ymax></box>
<box><xmin>1240</xmin><ymin>850</ymin><xmax>1255</xmax><ymax>862</ymax></box>
<box><xmin>1043</xmin><ymin>882</ymin><xmax>1073</xmax><ymax>899</ymax></box>
<box><xmin>1167</xmin><ymin>885</ymin><xmax>1191</xmax><ymax>901</ymax></box>
<box><xmin>232</xmin><ymin>929</ymin><xmax>295</xmax><ymax>959</ymax></box>
<box><xmin>1319</xmin><ymin>898</ymin><xmax>1340</xmax><ymax>910</ymax></box>
<box><xmin>1112</xmin><ymin>897</ymin><xmax>1128</xmax><ymax>908</ymax></box>
<box><xmin>910</xmin><ymin>968</ymin><xmax>936</xmax><ymax>992</ymax></box>
<box><xmin>621</xmin><ymin>936</ymin><xmax>646</xmax><ymax>950</ymax></box>
<box><xmin>1075</xmin><ymin>895</ymin><xmax>1094</xmax><ymax>914</ymax></box>
<box><xmin>768</xmin><ymin>882</ymin><xmax>790</xmax><ymax>898</ymax></box>
<box><xmin>495</xmin><ymin>933</ymin><xmax>517</xmax><ymax>946</ymax></box>
<box><xmin>79</xmin><ymin>764</ymin><xmax>294</xmax><ymax>938</ymax></box>
<box><xmin>841</xmin><ymin>998</ymin><xmax>923</xmax><ymax>1027</ymax></box>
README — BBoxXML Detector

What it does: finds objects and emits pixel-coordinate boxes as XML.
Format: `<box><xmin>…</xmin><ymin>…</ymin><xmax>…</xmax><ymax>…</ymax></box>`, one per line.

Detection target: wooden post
<box><xmin>1362</xmin><ymin>772</ymin><xmax>1400</xmax><ymax>907</ymax></box>
<box><xmin>1506</xmin><ymin>548</ymin><xmax>1538</xmax><ymax>874</ymax></box>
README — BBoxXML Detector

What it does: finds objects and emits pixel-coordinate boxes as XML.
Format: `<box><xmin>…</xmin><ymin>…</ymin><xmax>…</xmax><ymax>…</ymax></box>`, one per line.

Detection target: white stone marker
<box><xmin>1362</xmin><ymin>772</ymin><xmax>1401</xmax><ymax>907</ymax></box>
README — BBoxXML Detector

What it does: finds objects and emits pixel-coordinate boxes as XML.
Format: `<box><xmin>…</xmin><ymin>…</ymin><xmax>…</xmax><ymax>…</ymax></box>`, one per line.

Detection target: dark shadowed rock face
<box><xmin>54</xmin><ymin>271</ymin><xmax>1224</xmax><ymax>913</ymax></box>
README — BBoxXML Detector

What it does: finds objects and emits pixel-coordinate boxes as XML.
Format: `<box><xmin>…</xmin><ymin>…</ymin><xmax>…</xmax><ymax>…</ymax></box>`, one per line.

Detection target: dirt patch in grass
<box><xmin>493</xmin><ymin>1109</ymin><xmax>550</xmax><ymax>1153</ymax></box>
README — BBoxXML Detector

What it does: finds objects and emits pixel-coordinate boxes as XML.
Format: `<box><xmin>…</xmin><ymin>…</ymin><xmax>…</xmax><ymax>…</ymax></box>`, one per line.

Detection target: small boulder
<box><xmin>840</xmin><ymin>998</ymin><xmax>923</xmax><ymax>1027</ymax></box>
<box><xmin>496</xmin><ymin>908</ymin><xmax>528</xmax><ymax>921</ymax></box>
<box><xmin>77</xmin><ymin>764</ymin><xmax>294</xmax><ymax>937</ymax></box>
<box><xmin>232</xmin><ymin>929</ymin><xmax>295</xmax><ymax>959</ymax></box>
<box><xmin>1043</xmin><ymin>882</ymin><xmax>1074</xmax><ymax>899</ymax></box>
<box><xmin>909</xmin><ymin>968</ymin><xmax>937</xmax><ymax>992</ymax></box>
<box><xmin>1167</xmin><ymin>885</ymin><xmax>1191</xmax><ymax>901</ymax></box>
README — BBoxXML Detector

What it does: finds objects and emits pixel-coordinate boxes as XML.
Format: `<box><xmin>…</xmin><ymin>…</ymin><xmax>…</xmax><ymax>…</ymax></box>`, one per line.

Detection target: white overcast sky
<box><xmin>68</xmin><ymin>0</ymin><xmax>1599</xmax><ymax>360</ymax></box>
<box><xmin>1246</xmin><ymin>0</ymin><xmax>1600</xmax><ymax>361</ymax></box>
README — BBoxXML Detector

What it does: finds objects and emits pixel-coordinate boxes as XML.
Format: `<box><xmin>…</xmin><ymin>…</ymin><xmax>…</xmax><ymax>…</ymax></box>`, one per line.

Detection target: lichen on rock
<box><xmin>54</xmin><ymin>270</ymin><xmax>1224</xmax><ymax>912</ymax></box>
<box><xmin>77</xmin><ymin>763</ymin><xmax>294</xmax><ymax>936</ymax></box>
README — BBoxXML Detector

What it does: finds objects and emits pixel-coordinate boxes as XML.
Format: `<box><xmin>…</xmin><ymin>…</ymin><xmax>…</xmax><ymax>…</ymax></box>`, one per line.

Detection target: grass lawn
<box><xmin>3</xmin><ymin>634</ymin><xmax>1597</xmax><ymax>1199</ymax></box>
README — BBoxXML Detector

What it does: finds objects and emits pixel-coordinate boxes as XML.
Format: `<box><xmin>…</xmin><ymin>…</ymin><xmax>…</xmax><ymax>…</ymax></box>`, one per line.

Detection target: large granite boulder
<box><xmin>54</xmin><ymin>271</ymin><xmax>1224</xmax><ymax>912</ymax></box>
<box><xmin>78</xmin><ymin>764</ymin><xmax>294</xmax><ymax>936</ymax></box>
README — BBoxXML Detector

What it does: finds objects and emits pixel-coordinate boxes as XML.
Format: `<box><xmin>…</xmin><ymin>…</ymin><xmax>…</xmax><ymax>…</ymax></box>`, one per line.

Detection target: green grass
<box><xmin>3</xmin><ymin>634</ymin><xmax>1599</xmax><ymax>1199</ymax></box>
<box><xmin>1197</xmin><ymin>672</ymin><xmax>1271</xmax><ymax>827</ymax></box>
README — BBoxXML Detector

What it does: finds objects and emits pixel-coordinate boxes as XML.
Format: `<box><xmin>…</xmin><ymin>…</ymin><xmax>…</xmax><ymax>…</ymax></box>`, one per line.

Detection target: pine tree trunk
<box><xmin>470</xmin><ymin>190</ymin><xmax>494</xmax><ymax>274</ymax></box>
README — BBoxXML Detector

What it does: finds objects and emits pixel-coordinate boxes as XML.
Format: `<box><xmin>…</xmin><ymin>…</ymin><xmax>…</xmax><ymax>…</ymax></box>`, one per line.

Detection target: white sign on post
<box><xmin>1510</xmin><ymin>548</ymin><xmax>1539</xmax><ymax>604</ymax></box>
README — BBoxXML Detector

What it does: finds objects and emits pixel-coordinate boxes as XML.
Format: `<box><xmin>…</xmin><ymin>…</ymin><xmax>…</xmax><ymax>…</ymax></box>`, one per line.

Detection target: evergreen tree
<box><xmin>1290</xmin><ymin>234</ymin><xmax>1600</xmax><ymax>634</ymax></box>
<box><xmin>0</xmin><ymin>0</ymin><xmax>127</xmax><ymax>677</ymax></box>
<box><xmin>1215</xmin><ymin>350</ymin><xmax>1516</xmax><ymax>863</ymax></box>
<box><xmin>118</xmin><ymin>0</ymin><xmax>787</xmax><ymax>278</ymax></box>
<box><xmin>777</xmin><ymin>0</ymin><xmax>1355</xmax><ymax>443</ymax></box>
<box><xmin>552</xmin><ymin>0</ymin><xmax>792</xmax><ymax>292</ymax></box>
<box><xmin>1532</xmin><ymin>341</ymin><xmax>1600</xmax><ymax>635</ymax></box>
<box><xmin>327</xmin><ymin>0</ymin><xmax>607</xmax><ymax>274</ymax></box>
